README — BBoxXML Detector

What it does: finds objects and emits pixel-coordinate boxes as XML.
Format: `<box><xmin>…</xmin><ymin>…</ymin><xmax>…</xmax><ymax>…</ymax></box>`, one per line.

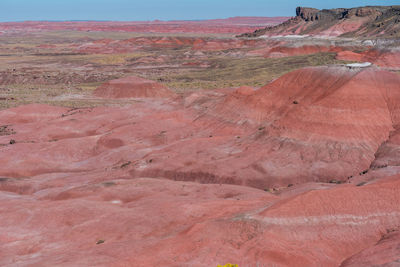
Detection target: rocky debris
<box><xmin>0</xmin><ymin>125</ymin><xmax>15</xmax><ymax>136</ymax></box>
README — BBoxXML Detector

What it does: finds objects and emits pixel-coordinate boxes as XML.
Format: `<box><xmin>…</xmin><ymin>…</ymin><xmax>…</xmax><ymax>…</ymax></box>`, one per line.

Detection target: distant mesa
<box><xmin>93</xmin><ymin>76</ymin><xmax>174</xmax><ymax>98</ymax></box>
<box><xmin>239</xmin><ymin>5</ymin><xmax>400</xmax><ymax>38</ymax></box>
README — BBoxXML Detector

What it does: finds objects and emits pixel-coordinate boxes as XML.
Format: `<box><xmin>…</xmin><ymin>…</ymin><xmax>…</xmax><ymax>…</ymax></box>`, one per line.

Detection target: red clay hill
<box><xmin>93</xmin><ymin>76</ymin><xmax>175</xmax><ymax>98</ymax></box>
<box><xmin>1</xmin><ymin>65</ymin><xmax>400</xmax><ymax>266</ymax></box>
<box><xmin>337</xmin><ymin>48</ymin><xmax>400</xmax><ymax>69</ymax></box>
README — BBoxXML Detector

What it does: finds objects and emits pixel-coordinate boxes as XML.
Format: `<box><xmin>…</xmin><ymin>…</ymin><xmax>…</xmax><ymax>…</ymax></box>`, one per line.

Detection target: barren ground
<box><xmin>1</xmin><ymin>19</ymin><xmax>400</xmax><ymax>267</ymax></box>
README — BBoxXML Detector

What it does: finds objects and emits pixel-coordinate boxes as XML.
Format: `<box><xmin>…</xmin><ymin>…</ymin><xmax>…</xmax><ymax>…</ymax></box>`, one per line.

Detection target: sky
<box><xmin>1</xmin><ymin>0</ymin><xmax>399</xmax><ymax>22</ymax></box>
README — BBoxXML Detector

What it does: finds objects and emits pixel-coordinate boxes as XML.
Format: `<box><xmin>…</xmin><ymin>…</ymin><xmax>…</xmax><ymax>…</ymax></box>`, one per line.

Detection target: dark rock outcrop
<box><xmin>296</xmin><ymin>7</ymin><xmax>320</xmax><ymax>21</ymax></box>
<box><xmin>239</xmin><ymin>5</ymin><xmax>400</xmax><ymax>38</ymax></box>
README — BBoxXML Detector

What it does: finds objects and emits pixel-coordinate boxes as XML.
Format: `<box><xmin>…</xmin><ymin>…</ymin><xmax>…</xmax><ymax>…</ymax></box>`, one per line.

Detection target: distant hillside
<box><xmin>0</xmin><ymin>17</ymin><xmax>289</xmax><ymax>35</ymax></box>
<box><xmin>239</xmin><ymin>6</ymin><xmax>400</xmax><ymax>38</ymax></box>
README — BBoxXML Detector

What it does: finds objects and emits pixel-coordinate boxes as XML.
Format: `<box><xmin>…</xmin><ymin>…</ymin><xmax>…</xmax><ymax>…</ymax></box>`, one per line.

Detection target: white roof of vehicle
<box><xmin>346</xmin><ymin>62</ymin><xmax>372</xmax><ymax>68</ymax></box>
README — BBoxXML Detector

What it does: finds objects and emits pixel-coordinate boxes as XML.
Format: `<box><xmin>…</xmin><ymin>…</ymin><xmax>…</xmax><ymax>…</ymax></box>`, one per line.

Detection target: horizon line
<box><xmin>0</xmin><ymin>16</ymin><xmax>292</xmax><ymax>24</ymax></box>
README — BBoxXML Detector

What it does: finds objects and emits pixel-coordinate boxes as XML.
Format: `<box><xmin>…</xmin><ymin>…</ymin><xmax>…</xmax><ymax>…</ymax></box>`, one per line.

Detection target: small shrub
<box><xmin>329</xmin><ymin>179</ymin><xmax>343</xmax><ymax>184</ymax></box>
<box><xmin>120</xmin><ymin>161</ymin><xmax>132</xmax><ymax>168</ymax></box>
<box><xmin>103</xmin><ymin>182</ymin><xmax>116</xmax><ymax>187</ymax></box>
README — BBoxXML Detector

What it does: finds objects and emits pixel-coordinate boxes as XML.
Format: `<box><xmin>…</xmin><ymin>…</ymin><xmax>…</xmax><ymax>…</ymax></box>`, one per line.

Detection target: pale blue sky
<box><xmin>1</xmin><ymin>0</ymin><xmax>399</xmax><ymax>22</ymax></box>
